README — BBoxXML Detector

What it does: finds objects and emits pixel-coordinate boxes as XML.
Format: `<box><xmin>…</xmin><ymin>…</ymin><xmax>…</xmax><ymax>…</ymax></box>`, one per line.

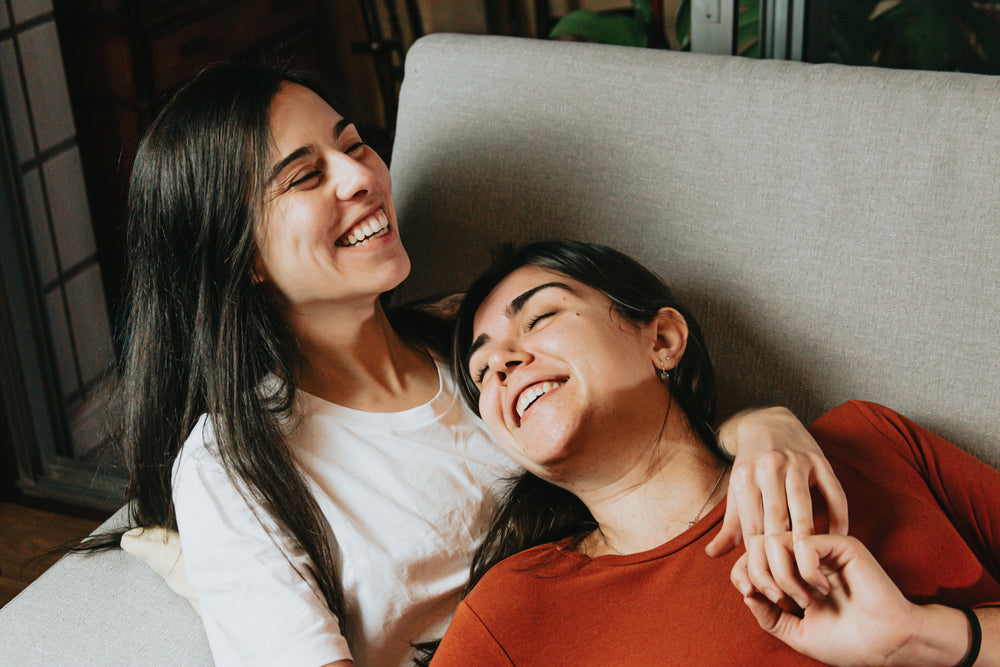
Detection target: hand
<box><xmin>738</xmin><ymin>533</ymin><xmax>914</xmax><ymax>665</ymax></box>
<box><xmin>736</xmin><ymin>533</ymin><xmax>974</xmax><ymax>667</ymax></box>
<box><xmin>706</xmin><ymin>407</ymin><xmax>849</xmax><ymax>562</ymax></box>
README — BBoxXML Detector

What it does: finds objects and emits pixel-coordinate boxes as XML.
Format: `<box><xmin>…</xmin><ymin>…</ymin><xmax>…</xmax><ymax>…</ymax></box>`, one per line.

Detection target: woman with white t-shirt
<box><xmin>92</xmin><ymin>62</ymin><xmax>850</xmax><ymax>666</ymax></box>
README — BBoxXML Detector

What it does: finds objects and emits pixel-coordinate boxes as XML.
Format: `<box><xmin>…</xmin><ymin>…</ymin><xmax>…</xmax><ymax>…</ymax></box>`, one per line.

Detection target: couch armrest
<box><xmin>0</xmin><ymin>506</ymin><xmax>211</xmax><ymax>665</ymax></box>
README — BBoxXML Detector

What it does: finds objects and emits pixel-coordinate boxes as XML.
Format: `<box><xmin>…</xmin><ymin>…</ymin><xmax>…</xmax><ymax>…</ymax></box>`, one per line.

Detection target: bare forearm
<box><xmin>897</xmin><ymin>605</ymin><xmax>998</xmax><ymax>667</ymax></box>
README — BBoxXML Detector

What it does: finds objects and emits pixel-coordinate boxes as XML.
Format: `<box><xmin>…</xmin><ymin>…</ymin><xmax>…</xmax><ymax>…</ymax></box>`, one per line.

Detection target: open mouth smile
<box><xmin>335</xmin><ymin>208</ymin><xmax>390</xmax><ymax>247</ymax></box>
<box><xmin>515</xmin><ymin>381</ymin><xmax>562</xmax><ymax>421</ymax></box>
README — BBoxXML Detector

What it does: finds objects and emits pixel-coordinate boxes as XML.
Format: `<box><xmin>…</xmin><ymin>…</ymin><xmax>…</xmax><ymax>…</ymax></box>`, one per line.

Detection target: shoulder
<box><xmin>434</xmin><ymin>599</ymin><xmax>516</xmax><ymax>666</ymax></box>
<box><xmin>174</xmin><ymin>414</ymin><xmax>222</xmax><ymax>474</ymax></box>
<box><xmin>464</xmin><ymin>540</ymin><xmax>580</xmax><ymax>609</ymax></box>
<box><xmin>809</xmin><ymin>400</ymin><xmax>911</xmax><ymax>451</ymax></box>
<box><xmin>448</xmin><ymin>540</ymin><xmax>588</xmax><ymax>659</ymax></box>
<box><xmin>809</xmin><ymin>400</ymin><xmax>940</xmax><ymax>449</ymax></box>
<box><xmin>809</xmin><ymin>400</ymin><xmax>903</xmax><ymax>442</ymax></box>
<box><xmin>808</xmin><ymin>400</ymin><xmax>951</xmax><ymax>475</ymax></box>
<box><xmin>172</xmin><ymin>414</ymin><xmax>244</xmax><ymax>505</ymax></box>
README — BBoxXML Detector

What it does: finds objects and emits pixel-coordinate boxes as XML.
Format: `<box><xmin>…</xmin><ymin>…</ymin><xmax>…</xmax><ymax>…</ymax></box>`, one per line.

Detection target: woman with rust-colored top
<box><xmin>433</xmin><ymin>240</ymin><xmax>999</xmax><ymax>666</ymax></box>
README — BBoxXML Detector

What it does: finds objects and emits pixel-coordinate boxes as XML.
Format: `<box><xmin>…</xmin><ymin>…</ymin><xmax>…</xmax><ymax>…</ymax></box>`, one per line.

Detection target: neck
<box><xmin>286</xmin><ymin>297</ymin><xmax>438</xmax><ymax>411</ymax></box>
<box><xmin>575</xmin><ymin>417</ymin><xmax>729</xmax><ymax>557</ymax></box>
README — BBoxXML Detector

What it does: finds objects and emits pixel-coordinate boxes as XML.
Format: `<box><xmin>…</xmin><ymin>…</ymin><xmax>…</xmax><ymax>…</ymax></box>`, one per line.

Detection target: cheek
<box><xmin>377</xmin><ymin>171</ymin><xmax>396</xmax><ymax>217</ymax></box>
<box><xmin>478</xmin><ymin>386</ymin><xmax>527</xmax><ymax>456</ymax></box>
<box><xmin>378</xmin><ymin>162</ymin><xmax>392</xmax><ymax>190</ymax></box>
<box><xmin>276</xmin><ymin>198</ymin><xmax>320</xmax><ymax>233</ymax></box>
<box><xmin>365</xmin><ymin>153</ymin><xmax>391</xmax><ymax>188</ymax></box>
<box><xmin>478</xmin><ymin>386</ymin><xmax>503</xmax><ymax>430</ymax></box>
<box><xmin>584</xmin><ymin>322</ymin><xmax>650</xmax><ymax>375</ymax></box>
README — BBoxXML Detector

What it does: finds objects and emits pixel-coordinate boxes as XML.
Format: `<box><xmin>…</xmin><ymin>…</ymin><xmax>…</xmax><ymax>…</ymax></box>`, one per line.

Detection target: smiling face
<box><xmin>467</xmin><ymin>266</ymin><xmax>679</xmax><ymax>485</ymax></box>
<box><xmin>253</xmin><ymin>82</ymin><xmax>410</xmax><ymax>310</ymax></box>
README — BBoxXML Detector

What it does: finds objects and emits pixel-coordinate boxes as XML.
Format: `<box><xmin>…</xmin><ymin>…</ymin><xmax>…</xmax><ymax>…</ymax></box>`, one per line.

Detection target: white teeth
<box><xmin>338</xmin><ymin>209</ymin><xmax>391</xmax><ymax>246</ymax></box>
<box><xmin>516</xmin><ymin>381</ymin><xmax>561</xmax><ymax>419</ymax></box>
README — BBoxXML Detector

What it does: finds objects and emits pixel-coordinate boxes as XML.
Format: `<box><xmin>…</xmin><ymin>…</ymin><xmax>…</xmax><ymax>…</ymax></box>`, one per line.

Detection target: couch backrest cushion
<box><xmin>390</xmin><ymin>34</ymin><xmax>1000</xmax><ymax>467</ymax></box>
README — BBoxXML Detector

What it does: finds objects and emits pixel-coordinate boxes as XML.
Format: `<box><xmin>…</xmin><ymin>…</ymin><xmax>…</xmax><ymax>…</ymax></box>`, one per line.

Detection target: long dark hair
<box><xmin>84</xmin><ymin>61</ymin><xmax>421</xmax><ymax>640</ymax></box>
<box><xmin>453</xmin><ymin>239</ymin><xmax>719</xmax><ymax>594</ymax></box>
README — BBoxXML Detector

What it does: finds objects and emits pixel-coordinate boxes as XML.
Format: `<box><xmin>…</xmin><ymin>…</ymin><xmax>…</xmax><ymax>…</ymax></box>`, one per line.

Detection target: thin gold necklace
<box><xmin>688</xmin><ymin>465</ymin><xmax>728</xmax><ymax>527</ymax></box>
<box><xmin>597</xmin><ymin>465</ymin><xmax>729</xmax><ymax>555</ymax></box>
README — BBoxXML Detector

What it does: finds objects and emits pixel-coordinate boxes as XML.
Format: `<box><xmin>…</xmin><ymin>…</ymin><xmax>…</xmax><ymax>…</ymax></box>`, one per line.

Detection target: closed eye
<box><xmin>290</xmin><ymin>170</ymin><xmax>320</xmax><ymax>188</ymax></box>
<box><xmin>473</xmin><ymin>363</ymin><xmax>489</xmax><ymax>385</ymax></box>
<box><xmin>344</xmin><ymin>141</ymin><xmax>366</xmax><ymax>155</ymax></box>
<box><xmin>526</xmin><ymin>312</ymin><xmax>555</xmax><ymax>330</ymax></box>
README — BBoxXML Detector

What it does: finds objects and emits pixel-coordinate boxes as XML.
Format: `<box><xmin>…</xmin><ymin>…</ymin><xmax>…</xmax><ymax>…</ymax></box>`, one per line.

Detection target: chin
<box><xmin>513</xmin><ymin>433</ymin><xmax>577</xmax><ymax>477</ymax></box>
<box><xmin>374</xmin><ymin>249</ymin><xmax>411</xmax><ymax>292</ymax></box>
<box><xmin>395</xmin><ymin>252</ymin><xmax>412</xmax><ymax>282</ymax></box>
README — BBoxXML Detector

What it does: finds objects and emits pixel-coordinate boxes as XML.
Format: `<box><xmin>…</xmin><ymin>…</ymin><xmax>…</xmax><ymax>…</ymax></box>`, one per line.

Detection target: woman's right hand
<box><xmin>706</xmin><ymin>407</ymin><xmax>849</xmax><ymax>562</ymax></box>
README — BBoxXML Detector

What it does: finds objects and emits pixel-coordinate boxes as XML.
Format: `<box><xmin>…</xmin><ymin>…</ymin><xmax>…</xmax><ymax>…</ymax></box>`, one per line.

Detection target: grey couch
<box><xmin>2</xmin><ymin>33</ymin><xmax>998</xmax><ymax>665</ymax></box>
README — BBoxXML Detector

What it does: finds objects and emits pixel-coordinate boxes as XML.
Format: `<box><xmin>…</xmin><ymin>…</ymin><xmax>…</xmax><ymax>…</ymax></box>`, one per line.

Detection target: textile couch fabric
<box><xmin>1</xmin><ymin>33</ymin><xmax>997</xmax><ymax>665</ymax></box>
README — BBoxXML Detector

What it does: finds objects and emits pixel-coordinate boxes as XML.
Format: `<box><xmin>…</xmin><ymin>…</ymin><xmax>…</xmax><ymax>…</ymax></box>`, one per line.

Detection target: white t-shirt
<box><xmin>172</xmin><ymin>361</ymin><xmax>516</xmax><ymax>666</ymax></box>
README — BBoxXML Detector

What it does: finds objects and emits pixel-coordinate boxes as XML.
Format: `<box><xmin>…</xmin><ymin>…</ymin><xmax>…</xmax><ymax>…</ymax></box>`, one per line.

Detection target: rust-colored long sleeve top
<box><xmin>432</xmin><ymin>401</ymin><xmax>1000</xmax><ymax>666</ymax></box>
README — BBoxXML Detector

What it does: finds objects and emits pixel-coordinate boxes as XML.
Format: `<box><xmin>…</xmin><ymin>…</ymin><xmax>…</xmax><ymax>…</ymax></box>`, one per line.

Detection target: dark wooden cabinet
<box><xmin>53</xmin><ymin>0</ymin><xmax>320</xmax><ymax>312</ymax></box>
<box><xmin>0</xmin><ymin>390</ymin><xmax>16</xmax><ymax>503</ymax></box>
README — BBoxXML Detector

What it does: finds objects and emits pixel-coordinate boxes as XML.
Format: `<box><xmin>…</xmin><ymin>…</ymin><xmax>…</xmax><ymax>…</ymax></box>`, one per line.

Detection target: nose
<box><xmin>330</xmin><ymin>151</ymin><xmax>378</xmax><ymax>201</ymax></box>
<box><xmin>488</xmin><ymin>348</ymin><xmax>532</xmax><ymax>384</ymax></box>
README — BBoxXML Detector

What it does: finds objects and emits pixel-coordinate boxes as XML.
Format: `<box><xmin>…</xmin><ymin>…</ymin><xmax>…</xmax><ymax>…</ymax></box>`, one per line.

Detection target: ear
<box><xmin>251</xmin><ymin>224</ymin><xmax>269</xmax><ymax>285</ymax></box>
<box><xmin>251</xmin><ymin>254</ymin><xmax>267</xmax><ymax>285</ymax></box>
<box><xmin>648</xmin><ymin>307</ymin><xmax>688</xmax><ymax>372</ymax></box>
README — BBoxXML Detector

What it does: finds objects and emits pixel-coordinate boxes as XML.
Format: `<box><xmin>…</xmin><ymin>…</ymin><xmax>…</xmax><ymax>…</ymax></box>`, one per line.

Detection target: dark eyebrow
<box><xmin>466</xmin><ymin>282</ymin><xmax>576</xmax><ymax>361</ymax></box>
<box><xmin>467</xmin><ymin>333</ymin><xmax>491</xmax><ymax>363</ymax></box>
<box><xmin>268</xmin><ymin>145</ymin><xmax>315</xmax><ymax>185</ymax></box>
<box><xmin>334</xmin><ymin>117</ymin><xmax>353</xmax><ymax>138</ymax></box>
<box><xmin>267</xmin><ymin>120</ymin><xmax>356</xmax><ymax>185</ymax></box>
<box><xmin>505</xmin><ymin>282</ymin><xmax>575</xmax><ymax>318</ymax></box>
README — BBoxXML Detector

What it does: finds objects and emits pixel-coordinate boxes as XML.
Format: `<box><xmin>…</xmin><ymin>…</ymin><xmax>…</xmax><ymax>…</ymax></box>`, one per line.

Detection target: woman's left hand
<box><xmin>705</xmin><ymin>407</ymin><xmax>849</xmax><ymax>559</ymax></box>
<box><xmin>735</xmin><ymin>533</ymin><xmax>979</xmax><ymax>667</ymax></box>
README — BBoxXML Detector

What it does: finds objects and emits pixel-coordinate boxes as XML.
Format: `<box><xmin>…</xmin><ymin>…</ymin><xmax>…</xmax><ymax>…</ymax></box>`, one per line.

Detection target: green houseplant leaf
<box><xmin>831</xmin><ymin>0</ymin><xmax>1000</xmax><ymax>73</ymax></box>
<box><xmin>549</xmin><ymin>9</ymin><xmax>649</xmax><ymax>47</ymax></box>
<box><xmin>736</xmin><ymin>0</ymin><xmax>760</xmax><ymax>56</ymax></box>
<box><xmin>676</xmin><ymin>0</ymin><xmax>691</xmax><ymax>50</ymax></box>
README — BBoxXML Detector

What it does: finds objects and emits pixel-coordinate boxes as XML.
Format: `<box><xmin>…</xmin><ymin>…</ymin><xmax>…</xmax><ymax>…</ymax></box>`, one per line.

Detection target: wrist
<box><xmin>887</xmin><ymin>604</ymin><xmax>974</xmax><ymax>667</ymax></box>
<box><xmin>717</xmin><ymin>406</ymin><xmax>792</xmax><ymax>456</ymax></box>
<box><xmin>953</xmin><ymin>607</ymin><xmax>982</xmax><ymax>667</ymax></box>
<box><xmin>716</xmin><ymin>408</ymin><xmax>761</xmax><ymax>456</ymax></box>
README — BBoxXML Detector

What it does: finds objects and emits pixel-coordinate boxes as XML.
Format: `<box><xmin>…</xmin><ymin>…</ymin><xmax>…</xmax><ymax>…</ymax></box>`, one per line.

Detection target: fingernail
<box><xmin>792</xmin><ymin>594</ymin><xmax>809</xmax><ymax>609</ymax></box>
<box><xmin>765</xmin><ymin>588</ymin><xmax>782</xmax><ymax>604</ymax></box>
<box><xmin>738</xmin><ymin>582</ymin><xmax>752</xmax><ymax>597</ymax></box>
